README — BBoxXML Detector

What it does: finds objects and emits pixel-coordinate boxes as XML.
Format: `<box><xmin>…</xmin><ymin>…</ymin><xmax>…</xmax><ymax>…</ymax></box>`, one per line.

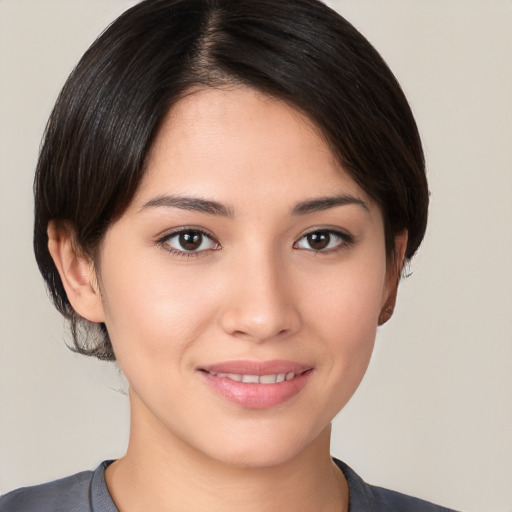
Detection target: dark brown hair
<box><xmin>34</xmin><ymin>0</ymin><xmax>428</xmax><ymax>360</ymax></box>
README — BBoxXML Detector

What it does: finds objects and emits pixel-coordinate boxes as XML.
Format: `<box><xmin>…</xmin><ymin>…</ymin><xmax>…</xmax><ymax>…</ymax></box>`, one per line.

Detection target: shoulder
<box><xmin>364</xmin><ymin>484</ymin><xmax>460</xmax><ymax>512</ymax></box>
<box><xmin>0</xmin><ymin>462</ymin><xmax>116</xmax><ymax>512</ymax></box>
<box><xmin>0</xmin><ymin>470</ymin><xmax>93</xmax><ymax>512</ymax></box>
<box><xmin>333</xmin><ymin>458</ymin><xmax>461</xmax><ymax>512</ymax></box>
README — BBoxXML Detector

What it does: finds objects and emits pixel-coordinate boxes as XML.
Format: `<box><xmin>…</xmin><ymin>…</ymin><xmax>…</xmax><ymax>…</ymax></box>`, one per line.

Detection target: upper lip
<box><xmin>199</xmin><ymin>359</ymin><xmax>312</xmax><ymax>376</ymax></box>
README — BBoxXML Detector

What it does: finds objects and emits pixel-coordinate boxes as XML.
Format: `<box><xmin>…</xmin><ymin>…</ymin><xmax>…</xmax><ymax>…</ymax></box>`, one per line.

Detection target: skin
<box><xmin>48</xmin><ymin>86</ymin><xmax>406</xmax><ymax>512</ymax></box>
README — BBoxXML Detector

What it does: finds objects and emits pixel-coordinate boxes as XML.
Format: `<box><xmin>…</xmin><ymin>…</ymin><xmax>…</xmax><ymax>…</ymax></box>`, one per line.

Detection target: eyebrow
<box><xmin>291</xmin><ymin>195</ymin><xmax>369</xmax><ymax>215</ymax></box>
<box><xmin>140</xmin><ymin>193</ymin><xmax>368</xmax><ymax>217</ymax></box>
<box><xmin>140</xmin><ymin>195</ymin><xmax>234</xmax><ymax>217</ymax></box>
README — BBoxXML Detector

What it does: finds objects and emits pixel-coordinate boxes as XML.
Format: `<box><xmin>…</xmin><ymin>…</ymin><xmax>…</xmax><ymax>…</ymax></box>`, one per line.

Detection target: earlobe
<box><xmin>378</xmin><ymin>230</ymin><xmax>408</xmax><ymax>326</ymax></box>
<box><xmin>47</xmin><ymin>221</ymin><xmax>105</xmax><ymax>323</ymax></box>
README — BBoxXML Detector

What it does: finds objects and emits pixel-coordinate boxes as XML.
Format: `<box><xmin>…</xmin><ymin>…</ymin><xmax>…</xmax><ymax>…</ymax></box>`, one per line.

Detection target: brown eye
<box><xmin>295</xmin><ymin>229</ymin><xmax>352</xmax><ymax>252</ymax></box>
<box><xmin>179</xmin><ymin>231</ymin><xmax>203</xmax><ymax>251</ymax></box>
<box><xmin>307</xmin><ymin>231</ymin><xmax>331</xmax><ymax>250</ymax></box>
<box><xmin>161</xmin><ymin>229</ymin><xmax>219</xmax><ymax>254</ymax></box>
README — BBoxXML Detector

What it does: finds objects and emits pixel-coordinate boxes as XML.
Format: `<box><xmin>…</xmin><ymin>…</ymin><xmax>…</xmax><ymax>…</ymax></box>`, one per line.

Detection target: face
<box><xmin>93</xmin><ymin>87</ymin><xmax>395</xmax><ymax>467</ymax></box>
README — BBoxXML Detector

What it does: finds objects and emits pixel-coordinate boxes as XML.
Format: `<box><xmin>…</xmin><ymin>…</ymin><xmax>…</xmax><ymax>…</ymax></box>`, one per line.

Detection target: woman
<box><xmin>0</xmin><ymin>0</ymin><xmax>460</xmax><ymax>510</ymax></box>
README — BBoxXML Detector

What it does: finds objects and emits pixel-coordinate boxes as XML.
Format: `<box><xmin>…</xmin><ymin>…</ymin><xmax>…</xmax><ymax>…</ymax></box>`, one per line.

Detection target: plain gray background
<box><xmin>1</xmin><ymin>1</ymin><xmax>511</xmax><ymax>511</ymax></box>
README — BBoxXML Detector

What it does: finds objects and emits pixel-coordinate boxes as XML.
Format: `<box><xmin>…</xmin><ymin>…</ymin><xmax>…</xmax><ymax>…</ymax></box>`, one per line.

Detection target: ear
<box><xmin>378</xmin><ymin>230</ymin><xmax>408</xmax><ymax>326</ymax></box>
<box><xmin>47</xmin><ymin>221</ymin><xmax>105</xmax><ymax>323</ymax></box>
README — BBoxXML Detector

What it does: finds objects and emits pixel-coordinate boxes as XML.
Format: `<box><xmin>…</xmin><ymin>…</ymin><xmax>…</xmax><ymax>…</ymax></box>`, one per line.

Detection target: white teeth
<box><xmin>208</xmin><ymin>371</ymin><xmax>297</xmax><ymax>384</ymax></box>
<box><xmin>242</xmin><ymin>374</ymin><xmax>259</xmax><ymax>383</ymax></box>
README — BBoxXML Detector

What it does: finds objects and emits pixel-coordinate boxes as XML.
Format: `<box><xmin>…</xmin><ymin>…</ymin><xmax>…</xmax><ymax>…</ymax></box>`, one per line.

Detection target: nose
<box><xmin>218</xmin><ymin>249</ymin><xmax>302</xmax><ymax>343</ymax></box>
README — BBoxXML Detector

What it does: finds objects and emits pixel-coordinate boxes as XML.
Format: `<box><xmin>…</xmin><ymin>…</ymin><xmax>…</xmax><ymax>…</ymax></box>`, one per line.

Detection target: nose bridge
<box><xmin>219</xmin><ymin>242</ymin><xmax>301</xmax><ymax>342</ymax></box>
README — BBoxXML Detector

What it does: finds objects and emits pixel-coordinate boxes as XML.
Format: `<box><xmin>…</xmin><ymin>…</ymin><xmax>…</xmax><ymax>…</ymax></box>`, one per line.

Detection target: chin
<box><xmin>211</xmin><ymin>447</ymin><xmax>301</xmax><ymax>469</ymax></box>
<box><xmin>197</xmin><ymin>422</ymin><xmax>329</xmax><ymax>470</ymax></box>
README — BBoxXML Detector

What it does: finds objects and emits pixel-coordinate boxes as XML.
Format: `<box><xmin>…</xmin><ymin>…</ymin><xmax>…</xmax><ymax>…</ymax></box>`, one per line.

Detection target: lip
<box><xmin>201</xmin><ymin>359</ymin><xmax>311</xmax><ymax>375</ymax></box>
<box><xmin>198</xmin><ymin>359</ymin><xmax>314</xmax><ymax>409</ymax></box>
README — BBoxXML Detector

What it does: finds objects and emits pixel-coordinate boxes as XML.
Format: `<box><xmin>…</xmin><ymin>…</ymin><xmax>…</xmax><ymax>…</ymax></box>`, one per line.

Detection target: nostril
<box><xmin>218</xmin><ymin>292</ymin><xmax>302</xmax><ymax>342</ymax></box>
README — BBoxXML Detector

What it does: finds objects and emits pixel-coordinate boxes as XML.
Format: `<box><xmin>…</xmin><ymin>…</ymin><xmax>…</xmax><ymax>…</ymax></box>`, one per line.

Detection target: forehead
<box><xmin>132</xmin><ymin>86</ymin><xmax>374</xmax><ymax>213</ymax></box>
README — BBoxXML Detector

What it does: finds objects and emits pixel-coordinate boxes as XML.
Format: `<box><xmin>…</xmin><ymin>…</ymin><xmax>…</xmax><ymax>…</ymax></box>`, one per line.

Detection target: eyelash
<box><xmin>156</xmin><ymin>228</ymin><xmax>220</xmax><ymax>258</ymax></box>
<box><xmin>156</xmin><ymin>227</ymin><xmax>354</xmax><ymax>258</ymax></box>
<box><xmin>294</xmin><ymin>228</ymin><xmax>355</xmax><ymax>254</ymax></box>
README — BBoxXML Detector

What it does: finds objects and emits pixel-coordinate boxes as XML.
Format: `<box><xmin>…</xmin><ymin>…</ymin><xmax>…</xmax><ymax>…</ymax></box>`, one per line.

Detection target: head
<box><xmin>34</xmin><ymin>0</ymin><xmax>429</xmax><ymax>468</ymax></box>
<box><xmin>34</xmin><ymin>0</ymin><xmax>427</xmax><ymax>361</ymax></box>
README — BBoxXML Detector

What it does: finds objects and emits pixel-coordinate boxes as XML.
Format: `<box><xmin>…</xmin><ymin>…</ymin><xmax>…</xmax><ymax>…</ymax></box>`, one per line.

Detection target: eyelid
<box><xmin>156</xmin><ymin>225</ymin><xmax>217</xmax><ymax>241</ymax></box>
<box><xmin>293</xmin><ymin>227</ymin><xmax>355</xmax><ymax>252</ymax></box>
<box><xmin>155</xmin><ymin>226</ymin><xmax>221</xmax><ymax>256</ymax></box>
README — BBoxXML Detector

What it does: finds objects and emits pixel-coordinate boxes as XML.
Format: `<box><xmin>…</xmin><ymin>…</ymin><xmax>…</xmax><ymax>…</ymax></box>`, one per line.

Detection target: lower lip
<box><xmin>200</xmin><ymin>371</ymin><xmax>312</xmax><ymax>409</ymax></box>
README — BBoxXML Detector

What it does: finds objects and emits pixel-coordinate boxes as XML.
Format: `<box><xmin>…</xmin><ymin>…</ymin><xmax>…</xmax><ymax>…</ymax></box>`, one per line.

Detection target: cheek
<box><xmin>304</xmin><ymin>257</ymin><xmax>387</xmax><ymax>336</ymax></box>
<box><xmin>98</xmin><ymin>253</ymin><xmax>220</xmax><ymax>366</ymax></box>
<box><xmin>301</xmin><ymin>257</ymin><xmax>386</xmax><ymax>399</ymax></box>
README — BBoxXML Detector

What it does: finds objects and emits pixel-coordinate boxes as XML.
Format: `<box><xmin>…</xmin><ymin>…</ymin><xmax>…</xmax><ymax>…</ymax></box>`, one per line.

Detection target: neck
<box><xmin>105</xmin><ymin>390</ymin><xmax>348</xmax><ymax>512</ymax></box>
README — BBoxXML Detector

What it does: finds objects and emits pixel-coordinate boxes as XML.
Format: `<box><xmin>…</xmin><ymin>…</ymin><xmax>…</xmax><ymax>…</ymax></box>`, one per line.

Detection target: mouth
<box><xmin>197</xmin><ymin>360</ymin><xmax>314</xmax><ymax>409</ymax></box>
<box><xmin>201</xmin><ymin>370</ymin><xmax>305</xmax><ymax>384</ymax></box>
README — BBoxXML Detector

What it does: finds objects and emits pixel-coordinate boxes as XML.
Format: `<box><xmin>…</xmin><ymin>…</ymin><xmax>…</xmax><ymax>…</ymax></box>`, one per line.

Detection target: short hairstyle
<box><xmin>34</xmin><ymin>0</ymin><xmax>428</xmax><ymax>361</ymax></box>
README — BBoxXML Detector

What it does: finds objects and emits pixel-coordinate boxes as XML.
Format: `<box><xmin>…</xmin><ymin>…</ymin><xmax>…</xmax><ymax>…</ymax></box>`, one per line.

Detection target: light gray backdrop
<box><xmin>1</xmin><ymin>1</ymin><xmax>511</xmax><ymax>511</ymax></box>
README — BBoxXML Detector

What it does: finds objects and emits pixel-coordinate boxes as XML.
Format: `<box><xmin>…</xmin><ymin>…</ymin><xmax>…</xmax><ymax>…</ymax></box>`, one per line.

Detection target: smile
<box><xmin>205</xmin><ymin>371</ymin><xmax>298</xmax><ymax>384</ymax></box>
<box><xmin>199</xmin><ymin>361</ymin><xmax>313</xmax><ymax>409</ymax></box>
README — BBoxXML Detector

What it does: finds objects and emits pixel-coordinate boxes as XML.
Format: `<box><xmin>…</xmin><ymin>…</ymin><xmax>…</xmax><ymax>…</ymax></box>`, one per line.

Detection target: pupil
<box><xmin>308</xmin><ymin>231</ymin><xmax>330</xmax><ymax>250</ymax></box>
<box><xmin>179</xmin><ymin>231</ymin><xmax>202</xmax><ymax>250</ymax></box>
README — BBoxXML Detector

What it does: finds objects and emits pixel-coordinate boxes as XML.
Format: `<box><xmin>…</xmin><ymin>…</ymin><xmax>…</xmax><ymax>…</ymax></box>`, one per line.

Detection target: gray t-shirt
<box><xmin>0</xmin><ymin>459</ymin><xmax>460</xmax><ymax>511</ymax></box>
